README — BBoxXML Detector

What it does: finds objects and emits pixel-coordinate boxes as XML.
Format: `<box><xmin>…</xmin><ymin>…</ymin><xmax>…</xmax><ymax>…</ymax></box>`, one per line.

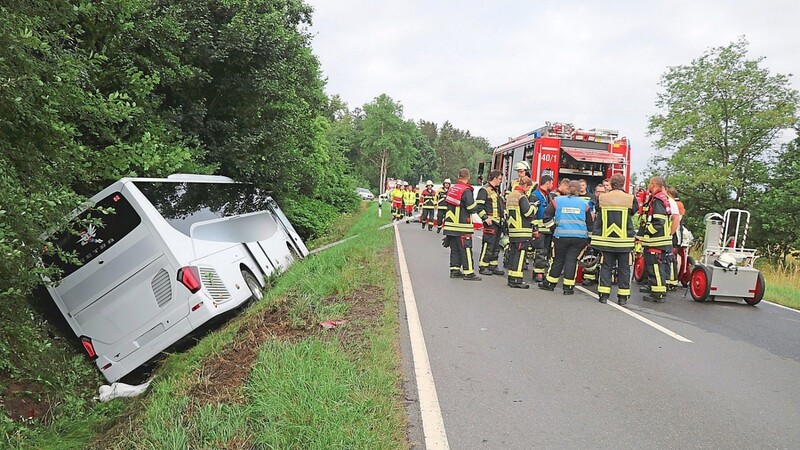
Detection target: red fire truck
<box><xmin>491</xmin><ymin>122</ymin><xmax>631</xmax><ymax>193</ymax></box>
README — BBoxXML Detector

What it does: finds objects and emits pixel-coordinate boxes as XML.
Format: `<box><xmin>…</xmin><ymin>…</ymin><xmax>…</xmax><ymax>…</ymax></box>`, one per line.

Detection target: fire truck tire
<box><xmin>633</xmin><ymin>254</ymin><xmax>646</xmax><ymax>283</ymax></box>
<box><xmin>679</xmin><ymin>256</ymin><xmax>695</xmax><ymax>287</ymax></box>
<box><xmin>744</xmin><ymin>272</ymin><xmax>765</xmax><ymax>306</ymax></box>
<box><xmin>690</xmin><ymin>266</ymin><xmax>711</xmax><ymax>302</ymax></box>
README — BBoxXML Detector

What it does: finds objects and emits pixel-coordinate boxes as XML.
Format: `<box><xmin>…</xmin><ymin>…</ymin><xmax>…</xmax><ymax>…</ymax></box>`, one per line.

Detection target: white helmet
<box><xmin>426</xmin><ymin>180</ymin><xmax>433</xmax><ymax>186</ymax></box>
<box><xmin>443</xmin><ymin>178</ymin><xmax>451</xmax><ymax>184</ymax></box>
<box><xmin>513</xmin><ymin>161</ymin><xmax>530</xmax><ymax>171</ymax></box>
<box><xmin>403</xmin><ymin>181</ymin><xmax>409</xmax><ymax>186</ymax></box>
<box><xmin>714</xmin><ymin>253</ymin><xmax>737</xmax><ymax>270</ymax></box>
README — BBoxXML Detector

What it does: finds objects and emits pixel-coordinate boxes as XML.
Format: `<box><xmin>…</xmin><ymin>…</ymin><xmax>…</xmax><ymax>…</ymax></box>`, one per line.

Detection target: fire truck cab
<box><xmin>491</xmin><ymin>122</ymin><xmax>631</xmax><ymax>194</ymax></box>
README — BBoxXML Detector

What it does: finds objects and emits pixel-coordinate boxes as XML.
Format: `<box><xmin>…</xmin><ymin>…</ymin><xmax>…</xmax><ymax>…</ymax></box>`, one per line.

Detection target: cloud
<box><xmin>307</xmin><ymin>0</ymin><xmax>800</xmax><ymax>174</ymax></box>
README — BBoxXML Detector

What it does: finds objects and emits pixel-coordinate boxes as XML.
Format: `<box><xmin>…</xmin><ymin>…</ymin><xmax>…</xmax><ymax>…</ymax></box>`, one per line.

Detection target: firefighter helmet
<box><xmin>578</xmin><ymin>253</ymin><xmax>599</xmax><ymax>271</ymax></box>
<box><xmin>513</xmin><ymin>161</ymin><xmax>530</xmax><ymax>171</ymax></box>
<box><xmin>714</xmin><ymin>253</ymin><xmax>737</xmax><ymax>269</ymax></box>
<box><xmin>443</xmin><ymin>178</ymin><xmax>451</xmax><ymax>184</ymax></box>
<box><xmin>403</xmin><ymin>181</ymin><xmax>409</xmax><ymax>186</ymax></box>
<box><xmin>426</xmin><ymin>180</ymin><xmax>433</xmax><ymax>186</ymax></box>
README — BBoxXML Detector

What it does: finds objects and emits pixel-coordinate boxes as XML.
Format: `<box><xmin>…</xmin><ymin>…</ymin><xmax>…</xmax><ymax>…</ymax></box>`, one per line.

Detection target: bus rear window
<box><xmin>133</xmin><ymin>182</ymin><xmax>273</xmax><ymax>236</ymax></box>
<box><xmin>45</xmin><ymin>192</ymin><xmax>142</xmax><ymax>277</ymax></box>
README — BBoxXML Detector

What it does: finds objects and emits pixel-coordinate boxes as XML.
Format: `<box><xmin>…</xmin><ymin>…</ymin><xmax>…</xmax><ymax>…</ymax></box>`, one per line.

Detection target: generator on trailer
<box><xmin>689</xmin><ymin>209</ymin><xmax>765</xmax><ymax>305</ymax></box>
<box><xmin>491</xmin><ymin>122</ymin><xmax>631</xmax><ymax>192</ymax></box>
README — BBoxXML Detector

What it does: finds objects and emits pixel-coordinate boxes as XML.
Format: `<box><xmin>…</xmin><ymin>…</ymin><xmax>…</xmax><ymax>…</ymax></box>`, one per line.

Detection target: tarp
<box><xmin>562</xmin><ymin>147</ymin><xmax>626</xmax><ymax>165</ymax></box>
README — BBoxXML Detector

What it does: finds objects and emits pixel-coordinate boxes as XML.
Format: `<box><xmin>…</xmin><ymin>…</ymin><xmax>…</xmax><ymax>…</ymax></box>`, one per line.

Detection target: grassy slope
<box><xmin>10</xmin><ymin>201</ymin><xmax>403</xmax><ymax>449</ymax></box>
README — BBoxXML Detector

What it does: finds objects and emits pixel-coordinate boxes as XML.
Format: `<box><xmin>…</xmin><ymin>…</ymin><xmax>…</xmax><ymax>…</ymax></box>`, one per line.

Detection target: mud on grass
<box><xmin>187</xmin><ymin>305</ymin><xmax>305</xmax><ymax>408</ymax></box>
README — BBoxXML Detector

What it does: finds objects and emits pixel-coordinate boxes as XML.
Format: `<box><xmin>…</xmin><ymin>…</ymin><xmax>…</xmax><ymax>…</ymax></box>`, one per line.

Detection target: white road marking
<box><xmin>394</xmin><ymin>223</ymin><xmax>450</xmax><ymax>450</ymax></box>
<box><xmin>764</xmin><ymin>300</ymin><xmax>800</xmax><ymax>314</ymax></box>
<box><xmin>575</xmin><ymin>285</ymin><xmax>693</xmax><ymax>343</ymax></box>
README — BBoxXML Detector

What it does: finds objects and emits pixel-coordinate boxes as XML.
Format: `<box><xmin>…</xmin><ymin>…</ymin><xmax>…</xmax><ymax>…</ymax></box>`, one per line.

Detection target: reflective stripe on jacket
<box><xmin>552</xmin><ymin>196</ymin><xmax>590</xmax><ymax>238</ymax></box>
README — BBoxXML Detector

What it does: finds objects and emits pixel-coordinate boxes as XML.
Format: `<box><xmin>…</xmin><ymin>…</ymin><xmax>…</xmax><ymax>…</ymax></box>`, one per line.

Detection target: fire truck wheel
<box><xmin>680</xmin><ymin>256</ymin><xmax>695</xmax><ymax>287</ymax></box>
<box><xmin>744</xmin><ymin>272</ymin><xmax>765</xmax><ymax>306</ymax></box>
<box><xmin>690</xmin><ymin>266</ymin><xmax>711</xmax><ymax>302</ymax></box>
<box><xmin>633</xmin><ymin>254</ymin><xmax>646</xmax><ymax>283</ymax></box>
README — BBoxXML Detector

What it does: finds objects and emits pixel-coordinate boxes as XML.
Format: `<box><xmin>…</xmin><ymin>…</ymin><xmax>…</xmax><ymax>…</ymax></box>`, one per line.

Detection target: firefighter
<box><xmin>402</xmin><ymin>182</ymin><xmax>416</xmax><ymax>223</ymax></box>
<box><xmin>419</xmin><ymin>180</ymin><xmax>437</xmax><ymax>230</ymax></box>
<box><xmin>531</xmin><ymin>174</ymin><xmax>554</xmax><ymax>283</ymax></box>
<box><xmin>476</xmin><ymin>170</ymin><xmax>505</xmax><ymax>276</ymax></box>
<box><xmin>591</xmin><ymin>174</ymin><xmax>638</xmax><ymax>305</ymax></box>
<box><xmin>434</xmin><ymin>178</ymin><xmax>450</xmax><ymax>233</ymax></box>
<box><xmin>510</xmin><ymin>161</ymin><xmax>533</xmax><ymax>195</ymax></box>
<box><xmin>391</xmin><ymin>181</ymin><xmax>404</xmax><ymax>221</ymax></box>
<box><xmin>539</xmin><ymin>180</ymin><xmax>593</xmax><ymax>295</ymax></box>
<box><xmin>505</xmin><ymin>176</ymin><xmax>536</xmax><ymax>288</ymax></box>
<box><xmin>636</xmin><ymin>176</ymin><xmax>673</xmax><ymax>302</ymax></box>
<box><xmin>576</xmin><ymin>178</ymin><xmax>598</xmax><ymax>287</ymax></box>
<box><xmin>665</xmin><ymin>186</ymin><xmax>683</xmax><ymax>291</ymax></box>
<box><xmin>443</xmin><ymin>168</ymin><xmax>481</xmax><ymax>281</ymax></box>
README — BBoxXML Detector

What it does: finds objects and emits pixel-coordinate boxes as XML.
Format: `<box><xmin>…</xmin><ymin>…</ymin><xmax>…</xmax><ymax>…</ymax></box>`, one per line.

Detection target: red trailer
<box><xmin>491</xmin><ymin>122</ymin><xmax>631</xmax><ymax>193</ymax></box>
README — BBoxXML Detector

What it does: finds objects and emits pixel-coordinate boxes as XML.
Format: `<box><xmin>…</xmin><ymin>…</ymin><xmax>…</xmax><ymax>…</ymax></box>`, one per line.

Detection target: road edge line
<box><xmin>764</xmin><ymin>300</ymin><xmax>800</xmax><ymax>314</ymax></box>
<box><xmin>394</xmin><ymin>223</ymin><xmax>450</xmax><ymax>449</ymax></box>
<box><xmin>575</xmin><ymin>285</ymin><xmax>693</xmax><ymax>343</ymax></box>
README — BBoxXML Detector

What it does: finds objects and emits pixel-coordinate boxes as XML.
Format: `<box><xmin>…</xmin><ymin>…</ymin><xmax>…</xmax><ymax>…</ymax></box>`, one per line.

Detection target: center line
<box><xmin>575</xmin><ymin>285</ymin><xmax>693</xmax><ymax>343</ymax></box>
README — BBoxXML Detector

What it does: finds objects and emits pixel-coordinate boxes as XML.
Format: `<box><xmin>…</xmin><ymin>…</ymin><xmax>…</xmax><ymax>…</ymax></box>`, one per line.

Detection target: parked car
<box><xmin>355</xmin><ymin>187</ymin><xmax>375</xmax><ymax>200</ymax></box>
<box><xmin>42</xmin><ymin>174</ymin><xmax>308</xmax><ymax>382</ymax></box>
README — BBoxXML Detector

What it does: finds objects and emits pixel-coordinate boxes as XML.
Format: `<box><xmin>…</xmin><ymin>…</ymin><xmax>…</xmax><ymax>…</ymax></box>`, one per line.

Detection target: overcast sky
<box><xmin>305</xmin><ymin>1</ymin><xmax>799</xmax><ymax>175</ymax></box>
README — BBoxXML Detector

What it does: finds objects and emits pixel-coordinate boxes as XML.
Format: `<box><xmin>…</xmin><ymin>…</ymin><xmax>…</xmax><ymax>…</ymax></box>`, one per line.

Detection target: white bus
<box><xmin>43</xmin><ymin>174</ymin><xmax>308</xmax><ymax>382</ymax></box>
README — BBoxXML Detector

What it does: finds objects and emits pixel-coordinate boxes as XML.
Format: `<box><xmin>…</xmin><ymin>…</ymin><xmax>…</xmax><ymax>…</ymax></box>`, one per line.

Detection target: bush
<box><xmin>280</xmin><ymin>197</ymin><xmax>341</xmax><ymax>241</ymax></box>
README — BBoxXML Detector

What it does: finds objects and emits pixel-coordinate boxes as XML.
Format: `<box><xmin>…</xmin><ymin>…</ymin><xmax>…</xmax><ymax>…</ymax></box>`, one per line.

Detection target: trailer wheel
<box><xmin>690</xmin><ymin>266</ymin><xmax>711</xmax><ymax>302</ymax></box>
<box><xmin>680</xmin><ymin>256</ymin><xmax>695</xmax><ymax>287</ymax></box>
<box><xmin>633</xmin><ymin>254</ymin><xmax>646</xmax><ymax>283</ymax></box>
<box><xmin>744</xmin><ymin>272</ymin><xmax>765</xmax><ymax>306</ymax></box>
<box><xmin>242</xmin><ymin>270</ymin><xmax>265</xmax><ymax>304</ymax></box>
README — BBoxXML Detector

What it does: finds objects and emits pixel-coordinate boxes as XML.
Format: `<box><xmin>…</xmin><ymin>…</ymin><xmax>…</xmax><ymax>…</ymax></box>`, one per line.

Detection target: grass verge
<box><xmin>6</xmin><ymin>201</ymin><xmax>400</xmax><ymax>449</ymax></box>
<box><xmin>757</xmin><ymin>260</ymin><xmax>800</xmax><ymax>309</ymax></box>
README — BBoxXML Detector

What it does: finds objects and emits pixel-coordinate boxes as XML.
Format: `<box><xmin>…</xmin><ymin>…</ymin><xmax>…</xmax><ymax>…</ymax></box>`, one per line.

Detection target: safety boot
<box><xmin>537</xmin><ymin>281</ymin><xmax>555</xmax><ymax>291</ymax></box>
<box><xmin>479</xmin><ymin>267</ymin><xmax>494</xmax><ymax>276</ymax></box>
<box><xmin>507</xmin><ymin>277</ymin><xmax>530</xmax><ymax>289</ymax></box>
<box><xmin>617</xmin><ymin>295</ymin><xmax>628</xmax><ymax>306</ymax></box>
<box><xmin>422</xmin><ymin>222</ymin><xmax>426</xmax><ymax>229</ymax></box>
<box><xmin>428</xmin><ymin>225</ymin><xmax>433</xmax><ymax>231</ymax></box>
<box><xmin>436</xmin><ymin>227</ymin><xmax>441</xmax><ymax>234</ymax></box>
<box><xmin>462</xmin><ymin>273</ymin><xmax>482</xmax><ymax>281</ymax></box>
<box><xmin>449</xmin><ymin>270</ymin><xmax>464</xmax><ymax>279</ymax></box>
<box><xmin>581</xmin><ymin>278</ymin><xmax>596</xmax><ymax>287</ymax></box>
<box><xmin>643</xmin><ymin>293</ymin><xmax>666</xmax><ymax>303</ymax></box>
<box><xmin>639</xmin><ymin>286</ymin><xmax>652</xmax><ymax>293</ymax></box>
<box><xmin>598</xmin><ymin>294</ymin><xmax>609</xmax><ymax>304</ymax></box>
<box><xmin>491</xmin><ymin>267</ymin><xmax>505</xmax><ymax>276</ymax></box>
<box><xmin>563</xmin><ymin>286</ymin><xmax>575</xmax><ymax>295</ymax></box>
<box><xmin>533</xmin><ymin>273</ymin><xmax>544</xmax><ymax>283</ymax></box>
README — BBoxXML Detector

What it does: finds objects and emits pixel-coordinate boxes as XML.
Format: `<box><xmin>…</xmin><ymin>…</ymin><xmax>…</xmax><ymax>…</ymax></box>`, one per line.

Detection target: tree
<box><xmin>411</xmin><ymin>129</ymin><xmax>439</xmax><ymax>184</ymax></box>
<box><xmin>358</xmin><ymin>94</ymin><xmax>418</xmax><ymax>191</ymax></box>
<box><xmin>647</xmin><ymin>37</ymin><xmax>798</xmax><ymax>233</ymax></box>
<box><xmin>755</xmin><ymin>134</ymin><xmax>800</xmax><ymax>262</ymax></box>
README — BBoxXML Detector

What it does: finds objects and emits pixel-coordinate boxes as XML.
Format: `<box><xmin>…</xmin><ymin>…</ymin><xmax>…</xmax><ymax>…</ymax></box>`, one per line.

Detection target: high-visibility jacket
<box><xmin>532</xmin><ymin>187</ymin><xmax>551</xmax><ymax>234</ymax></box>
<box><xmin>391</xmin><ymin>188</ymin><xmax>403</xmax><ymax>205</ymax></box>
<box><xmin>506</xmin><ymin>187</ymin><xmax>536</xmax><ymax>242</ymax></box>
<box><xmin>443</xmin><ymin>182</ymin><xmax>477</xmax><ymax>236</ymax></box>
<box><xmin>637</xmin><ymin>191</ymin><xmax>672</xmax><ymax>250</ymax></box>
<box><xmin>420</xmin><ymin>188</ymin><xmax>436</xmax><ymax>209</ymax></box>
<box><xmin>435</xmin><ymin>187</ymin><xmax>448</xmax><ymax>208</ymax></box>
<box><xmin>591</xmin><ymin>189</ymin><xmax>638</xmax><ymax>251</ymax></box>
<box><xmin>544</xmin><ymin>195</ymin><xmax>592</xmax><ymax>238</ymax></box>
<box><xmin>475</xmin><ymin>184</ymin><xmax>504</xmax><ymax>221</ymax></box>
<box><xmin>403</xmin><ymin>189</ymin><xmax>416</xmax><ymax>206</ymax></box>
<box><xmin>510</xmin><ymin>179</ymin><xmax>535</xmax><ymax>196</ymax></box>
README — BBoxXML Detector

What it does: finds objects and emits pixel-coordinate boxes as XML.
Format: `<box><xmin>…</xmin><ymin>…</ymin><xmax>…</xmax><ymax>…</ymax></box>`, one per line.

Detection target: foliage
<box><xmin>647</xmin><ymin>37</ymin><xmax>799</xmax><ymax>236</ymax></box>
<box><xmin>430</xmin><ymin>121</ymin><xmax>493</xmax><ymax>182</ymax></box>
<box><xmin>754</xmin><ymin>135</ymin><xmax>800</xmax><ymax>262</ymax></box>
<box><xmin>357</xmin><ymin>94</ymin><xmax>419</xmax><ymax>190</ymax></box>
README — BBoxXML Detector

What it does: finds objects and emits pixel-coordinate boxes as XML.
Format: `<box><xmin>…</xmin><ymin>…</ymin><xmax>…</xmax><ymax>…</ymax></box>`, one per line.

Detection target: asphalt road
<box><xmin>396</xmin><ymin>223</ymin><xmax>800</xmax><ymax>450</ymax></box>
